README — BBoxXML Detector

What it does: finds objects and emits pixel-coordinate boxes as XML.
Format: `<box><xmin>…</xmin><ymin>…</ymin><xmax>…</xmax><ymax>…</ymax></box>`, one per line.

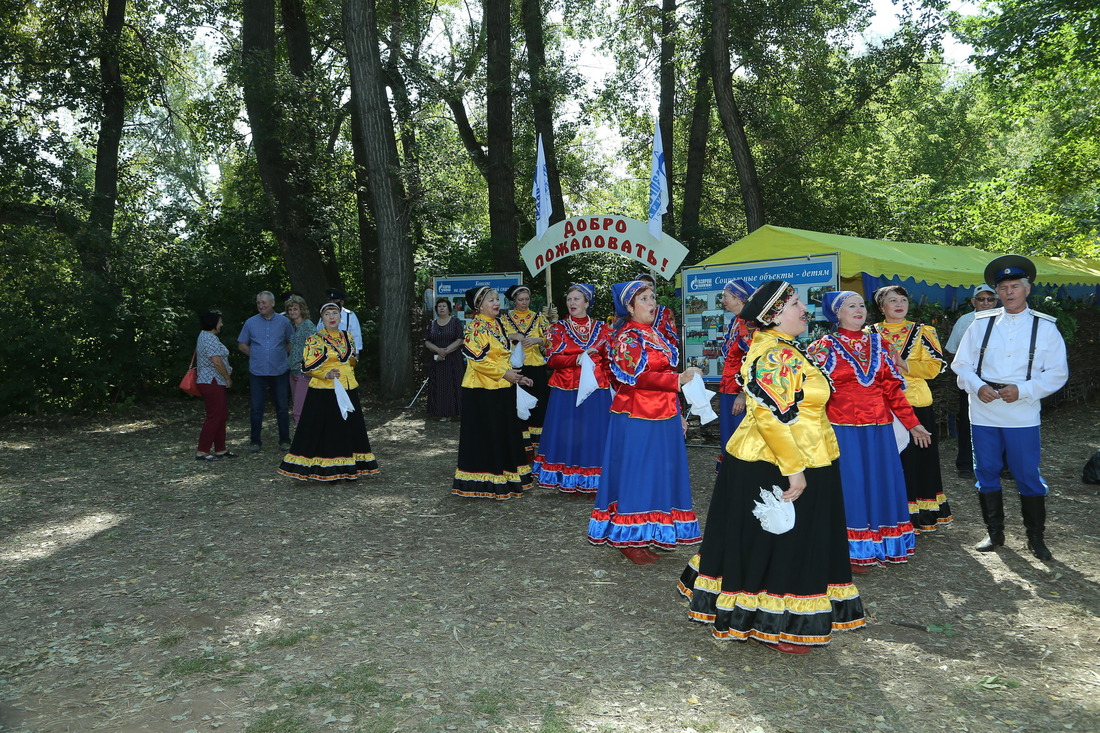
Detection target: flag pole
<box><xmin>533</xmin><ymin>134</ymin><xmax>554</xmax><ymax>316</ymax></box>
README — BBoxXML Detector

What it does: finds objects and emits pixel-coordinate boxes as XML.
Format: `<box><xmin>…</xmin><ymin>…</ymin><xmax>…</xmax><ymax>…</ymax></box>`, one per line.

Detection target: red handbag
<box><xmin>179</xmin><ymin>351</ymin><xmax>202</xmax><ymax>397</ymax></box>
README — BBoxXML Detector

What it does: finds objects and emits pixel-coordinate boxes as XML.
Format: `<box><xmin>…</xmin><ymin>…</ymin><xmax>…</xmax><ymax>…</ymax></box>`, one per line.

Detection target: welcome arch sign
<box><xmin>520</xmin><ymin>215</ymin><xmax>689</xmax><ymax>280</ymax></box>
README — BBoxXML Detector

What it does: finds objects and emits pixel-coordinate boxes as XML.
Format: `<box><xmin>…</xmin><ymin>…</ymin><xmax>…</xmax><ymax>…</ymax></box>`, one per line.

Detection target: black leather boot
<box><xmin>976</xmin><ymin>491</ymin><xmax>1005</xmax><ymax>552</ymax></box>
<box><xmin>1020</xmin><ymin>495</ymin><xmax>1053</xmax><ymax>561</ymax></box>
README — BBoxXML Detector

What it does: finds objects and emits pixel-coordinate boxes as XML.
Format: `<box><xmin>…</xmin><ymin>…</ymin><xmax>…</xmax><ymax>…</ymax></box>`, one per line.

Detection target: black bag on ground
<box><xmin>1083</xmin><ymin>449</ymin><xmax>1100</xmax><ymax>484</ymax></box>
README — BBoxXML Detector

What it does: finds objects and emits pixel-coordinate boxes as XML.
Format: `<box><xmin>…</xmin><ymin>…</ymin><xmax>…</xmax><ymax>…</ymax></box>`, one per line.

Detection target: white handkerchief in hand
<box><xmin>680</xmin><ymin>373</ymin><xmax>718</xmax><ymax>425</ymax></box>
<box><xmin>576</xmin><ymin>351</ymin><xmax>599</xmax><ymax>406</ymax></box>
<box><xmin>516</xmin><ymin>385</ymin><xmax>538</xmax><ymax>420</ymax></box>
<box><xmin>510</xmin><ymin>341</ymin><xmax>526</xmax><ymax>368</ymax></box>
<box><xmin>752</xmin><ymin>485</ymin><xmax>796</xmax><ymax>535</ymax></box>
<box><xmin>891</xmin><ymin>415</ymin><xmax>910</xmax><ymax>453</ymax></box>
<box><xmin>333</xmin><ymin>379</ymin><xmax>354</xmax><ymax>420</ymax></box>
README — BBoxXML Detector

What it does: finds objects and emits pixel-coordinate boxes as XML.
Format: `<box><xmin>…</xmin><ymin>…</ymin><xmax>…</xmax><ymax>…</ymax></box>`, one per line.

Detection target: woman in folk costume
<box><xmin>587</xmin><ymin>280</ymin><xmax>702</xmax><ymax>565</ymax></box>
<box><xmin>869</xmin><ymin>285</ymin><xmax>953</xmax><ymax>532</ymax></box>
<box><xmin>808</xmin><ymin>291</ymin><xmax>931</xmax><ymax>572</ymax></box>
<box><xmin>502</xmin><ymin>284</ymin><xmax>551</xmax><ymax>458</ymax></box>
<box><xmin>278</xmin><ymin>302</ymin><xmax>379</xmax><ymax>481</ymax></box>
<box><xmin>715</xmin><ymin>279</ymin><xmax>756</xmax><ymax>473</ymax></box>
<box><xmin>532</xmin><ymin>284</ymin><xmax>614</xmax><ymax>494</ymax></box>
<box><xmin>678</xmin><ymin>280</ymin><xmax>865</xmax><ymax>654</ymax></box>
<box><xmin>635</xmin><ymin>272</ymin><xmax>680</xmax><ymax>346</ymax></box>
<box><xmin>452</xmin><ymin>286</ymin><xmax>534</xmax><ymax>499</ymax></box>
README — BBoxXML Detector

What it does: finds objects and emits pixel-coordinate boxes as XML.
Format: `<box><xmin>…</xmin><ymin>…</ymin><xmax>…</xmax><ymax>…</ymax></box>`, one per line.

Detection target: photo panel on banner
<box><xmin>680</xmin><ymin>254</ymin><xmax>839</xmax><ymax>383</ymax></box>
<box><xmin>432</xmin><ymin>273</ymin><xmax>525</xmax><ymax>323</ymax></box>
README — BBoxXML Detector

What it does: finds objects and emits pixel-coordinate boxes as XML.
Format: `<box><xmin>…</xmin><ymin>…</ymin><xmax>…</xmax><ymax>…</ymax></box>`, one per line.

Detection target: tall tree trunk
<box><xmin>241</xmin><ymin>0</ymin><xmax>333</xmax><ymax>308</ymax></box>
<box><xmin>521</xmin><ymin>0</ymin><xmax>564</xmax><ymax>302</ymax></box>
<box><xmin>680</xmin><ymin>44</ymin><xmax>712</xmax><ymax>249</ymax></box>
<box><xmin>280</xmin><ymin>0</ymin><xmax>343</xmax><ymax>290</ymax></box>
<box><xmin>658</xmin><ymin>0</ymin><xmax>676</xmax><ymax>237</ymax></box>
<box><xmin>343</xmin><ymin>0</ymin><xmax>414</xmax><ymax>396</ymax></box>
<box><xmin>484</xmin><ymin>0</ymin><xmax>519</xmax><ymax>271</ymax></box>
<box><xmin>385</xmin><ymin>22</ymin><xmax>425</xmax><ymax>253</ymax></box>
<box><xmin>81</xmin><ymin>0</ymin><xmax>127</xmax><ymax>280</ymax></box>
<box><xmin>349</xmin><ymin>103</ymin><xmax>381</xmax><ymax>314</ymax></box>
<box><xmin>711</xmin><ymin>0</ymin><xmax>765</xmax><ymax>232</ymax></box>
<box><xmin>521</xmin><ymin>0</ymin><xmax>565</xmax><ymax>225</ymax></box>
<box><xmin>280</xmin><ymin>0</ymin><xmax>312</xmax><ymax>78</ymax></box>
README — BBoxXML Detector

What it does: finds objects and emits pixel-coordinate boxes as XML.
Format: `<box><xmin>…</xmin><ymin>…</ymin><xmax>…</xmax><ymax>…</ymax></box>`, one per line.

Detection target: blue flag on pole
<box><xmin>533</xmin><ymin>134</ymin><xmax>551</xmax><ymax>239</ymax></box>
<box><xmin>647</xmin><ymin>122</ymin><xmax>669</xmax><ymax>241</ymax></box>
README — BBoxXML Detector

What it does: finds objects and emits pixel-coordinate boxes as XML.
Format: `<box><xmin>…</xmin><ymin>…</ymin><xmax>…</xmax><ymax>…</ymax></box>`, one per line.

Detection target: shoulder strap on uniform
<box><xmin>1026</xmin><ymin>316</ymin><xmax>1040</xmax><ymax>381</ymax></box>
<box><xmin>975</xmin><ymin>315</ymin><xmax>996</xmax><ymax>379</ymax></box>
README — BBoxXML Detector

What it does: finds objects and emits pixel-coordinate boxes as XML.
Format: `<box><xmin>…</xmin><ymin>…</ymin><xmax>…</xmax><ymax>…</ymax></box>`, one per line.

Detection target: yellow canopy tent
<box><xmin>695</xmin><ymin>226</ymin><xmax>1100</xmax><ymax>294</ymax></box>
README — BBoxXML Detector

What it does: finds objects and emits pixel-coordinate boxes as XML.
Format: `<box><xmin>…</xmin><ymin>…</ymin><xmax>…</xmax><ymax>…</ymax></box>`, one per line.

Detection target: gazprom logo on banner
<box><xmin>439</xmin><ymin>284</ymin><xmax>452</xmax><ymax>294</ymax></box>
<box><xmin>690</xmin><ymin>277</ymin><xmax>713</xmax><ymax>291</ymax></box>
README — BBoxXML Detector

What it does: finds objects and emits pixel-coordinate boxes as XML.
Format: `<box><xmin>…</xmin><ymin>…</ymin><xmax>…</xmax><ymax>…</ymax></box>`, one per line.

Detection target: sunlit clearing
<box><xmin>0</xmin><ymin>512</ymin><xmax>126</xmax><ymax>564</ymax></box>
<box><xmin>88</xmin><ymin>420</ymin><xmax>157</xmax><ymax>435</ymax></box>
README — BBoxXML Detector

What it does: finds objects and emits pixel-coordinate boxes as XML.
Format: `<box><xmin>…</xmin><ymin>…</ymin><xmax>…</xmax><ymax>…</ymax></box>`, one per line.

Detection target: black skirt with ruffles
<box><xmin>677</xmin><ymin>456</ymin><xmax>865</xmax><ymax>647</ymax></box>
<box><xmin>452</xmin><ymin>386</ymin><xmax>532</xmax><ymax>500</ymax></box>
<box><xmin>278</xmin><ymin>387</ymin><xmax>379</xmax><ymax>482</ymax></box>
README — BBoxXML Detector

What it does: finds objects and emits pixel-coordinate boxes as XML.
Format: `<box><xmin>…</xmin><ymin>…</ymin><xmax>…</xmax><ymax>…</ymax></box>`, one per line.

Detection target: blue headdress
<box><xmin>568</xmin><ymin>283</ymin><xmax>595</xmax><ymax>304</ymax></box>
<box><xmin>611</xmin><ymin>280</ymin><xmax>650</xmax><ymax>319</ymax></box>
<box><xmin>821</xmin><ymin>290</ymin><xmax>861</xmax><ymax>324</ymax></box>
<box><xmin>722</xmin><ymin>279</ymin><xmax>755</xmax><ymax>300</ymax></box>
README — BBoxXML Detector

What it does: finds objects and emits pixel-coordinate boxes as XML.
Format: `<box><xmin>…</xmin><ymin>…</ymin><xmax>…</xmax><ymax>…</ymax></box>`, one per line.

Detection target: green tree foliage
<box><xmin>1</xmin><ymin>0</ymin><xmax>1097</xmax><ymax>415</ymax></box>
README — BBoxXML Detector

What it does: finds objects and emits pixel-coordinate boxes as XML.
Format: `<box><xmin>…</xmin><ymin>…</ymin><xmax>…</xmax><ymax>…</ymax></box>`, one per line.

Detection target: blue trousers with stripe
<box><xmin>971</xmin><ymin>425</ymin><xmax>1048</xmax><ymax>497</ymax></box>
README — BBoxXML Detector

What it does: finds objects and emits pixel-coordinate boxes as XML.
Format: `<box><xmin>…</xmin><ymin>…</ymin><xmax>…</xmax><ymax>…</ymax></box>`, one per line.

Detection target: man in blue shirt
<box><xmin>238</xmin><ymin>291</ymin><xmax>294</xmax><ymax>451</ymax></box>
<box><xmin>944</xmin><ymin>284</ymin><xmax>1000</xmax><ymax>478</ymax></box>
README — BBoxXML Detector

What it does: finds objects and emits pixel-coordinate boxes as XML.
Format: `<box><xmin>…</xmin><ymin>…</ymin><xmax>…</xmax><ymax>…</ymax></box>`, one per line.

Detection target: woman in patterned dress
<box><xmin>808</xmin><ymin>291</ymin><xmax>931</xmax><ymax>572</ymax></box>
<box><xmin>284</xmin><ymin>295</ymin><xmax>315</xmax><ymax>426</ymax></box>
<box><xmin>870</xmin><ymin>285</ymin><xmax>953</xmax><ymax>532</ymax></box>
<box><xmin>678</xmin><ymin>280</ymin><xmax>865</xmax><ymax>653</ymax></box>
<box><xmin>715</xmin><ymin>279</ymin><xmax>755</xmax><ymax>473</ymax></box>
<box><xmin>533</xmin><ymin>284</ymin><xmax>612</xmax><ymax>494</ymax></box>
<box><xmin>452</xmin><ymin>287</ymin><xmax>534</xmax><ymax>499</ymax></box>
<box><xmin>502</xmin><ymin>285</ymin><xmax>551</xmax><ymax>458</ymax></box>
<box><xmin>278</xmin><ymin>302</ymin><xmax>379</xmax><ymax>482</ymax></box>
<box><xmin>587</xmin><ymin>280</ymin><xmax>702</xmax><ymax>564</ymax></box>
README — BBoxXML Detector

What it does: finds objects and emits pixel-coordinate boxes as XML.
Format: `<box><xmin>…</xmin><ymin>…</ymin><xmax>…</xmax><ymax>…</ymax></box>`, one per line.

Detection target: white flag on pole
<box><xmin>533</xmin><ymin>134</ymin><xmax>552</xmax><ymax>239</ymax></box>
<box><xmin>647</xmin><ymin>122</ymin><xmax>669</xmax><ymax>241</ymax></box>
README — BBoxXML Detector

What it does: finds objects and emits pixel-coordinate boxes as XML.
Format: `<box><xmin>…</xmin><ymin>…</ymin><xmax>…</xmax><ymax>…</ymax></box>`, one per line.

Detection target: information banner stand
<box><xmin>432</xmin><ymin>272</ymin><xmax>525</xmax><ymax>324</ymax></box>
<box><xmin>680</xmin><ymin>254</ymin><xmax>839</xmax><ymax>384</ymax></box>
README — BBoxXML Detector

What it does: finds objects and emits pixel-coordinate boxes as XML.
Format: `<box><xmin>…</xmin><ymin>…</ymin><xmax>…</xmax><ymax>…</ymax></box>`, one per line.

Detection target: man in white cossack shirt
<box><xmin>951</xmin><ymin>255</ymin><xmax>1068</xmax><ymax>561</ymax></box>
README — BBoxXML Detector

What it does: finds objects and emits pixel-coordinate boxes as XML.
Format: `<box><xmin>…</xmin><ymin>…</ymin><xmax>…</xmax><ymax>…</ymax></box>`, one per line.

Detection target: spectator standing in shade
<box><xmin>424</xmin><ymin>298</ymin><xmax>464</xmax><ymax>420</ymax></box>
<box><xmin>951</xmin><ymin>255</ymin><xmax>1068</xmax><ymax>561</ymax></box>
<box><xmin>195</xmin><ymin>309</ymin><xmax>235</xmax><ymax>461</ymax></box>
<box><xmin>284</xmin><ymin>295</ymin><xmax>315</xmax><ymax>426</ymax></box>
<box><xmin>944</xmin><ymin>284</ymin><xmax>1000</xmax><ymax>478</ymax></box>
<box><xmin>318</xmin><ymin>289</ymin><xmax>363</xmax><ymax>356</ymax></box>
<box><xmin>238</xmin><ymin>290</ymin><xmax>293</xmax><ymax>452</ymax></box>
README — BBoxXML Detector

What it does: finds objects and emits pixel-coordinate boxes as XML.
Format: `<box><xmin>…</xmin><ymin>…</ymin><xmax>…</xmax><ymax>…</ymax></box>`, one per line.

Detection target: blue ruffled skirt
<box><xmin>533</xmin><ymin>386</ymin><xmax>613</xmax><ymax>493</ymax></box>
<box><xmin>833</xmin><ymin>423</ymin><xmax>916</xmax><ymax>566</ymax></box>
<box><xmin>587</xmin><ymin>412</ymin><xmax>701</xmax><ymax>549</ymax></box>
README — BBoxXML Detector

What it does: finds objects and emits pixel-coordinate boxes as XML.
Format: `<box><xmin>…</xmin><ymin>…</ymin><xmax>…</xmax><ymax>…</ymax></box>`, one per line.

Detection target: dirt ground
<box><xmin>1</xmin><ymin>396</ymin><xmax>1098</xmax><ymax>733</ymax></box>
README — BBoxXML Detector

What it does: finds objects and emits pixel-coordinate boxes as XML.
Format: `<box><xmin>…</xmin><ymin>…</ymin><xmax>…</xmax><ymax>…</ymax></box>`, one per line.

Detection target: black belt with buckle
<box><xmin>983</xmin><ymin>381</ymin><xmax>1009</xmax><ymax>390</ymax></box>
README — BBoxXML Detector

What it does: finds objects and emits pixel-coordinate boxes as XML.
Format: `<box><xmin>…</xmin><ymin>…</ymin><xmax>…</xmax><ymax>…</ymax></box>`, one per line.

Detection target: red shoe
<box><xmin>620</xmin><ymin>547</ymin><xmax>658</xmax><ymax>565</ymax></box>
<box><xmin>757</xmin><ymin>639</ymin><xmax>812</xmax><ymax>655</ymax></box>
<box><xmin>850</xmin><ymin>563</ymin><xmax>872</xmax><ymax>574</ymax></box>
<box><xmin>641</xmin><ymin>547</ymin><xmax>661</xmax><ymax>560</ymax></box>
